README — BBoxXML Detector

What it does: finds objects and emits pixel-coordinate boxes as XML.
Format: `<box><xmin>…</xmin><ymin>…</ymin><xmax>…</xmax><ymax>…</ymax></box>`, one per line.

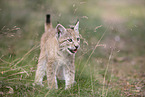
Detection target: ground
<box><xmin>0</xmin><ymin>0</ymin><xmax>145</xmax><ymax>96</ymax></box>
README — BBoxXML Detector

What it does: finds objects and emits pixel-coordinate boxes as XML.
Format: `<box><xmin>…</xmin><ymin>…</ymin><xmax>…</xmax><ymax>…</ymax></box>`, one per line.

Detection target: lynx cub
<box><xmin>34</xmin><ymin>14</ymin><xmax>80</xmax><ymax>89</ymax></box>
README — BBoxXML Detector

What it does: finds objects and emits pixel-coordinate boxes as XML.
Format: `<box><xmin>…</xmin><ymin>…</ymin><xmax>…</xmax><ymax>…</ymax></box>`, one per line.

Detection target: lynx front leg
<box><xmin>46</xmin><ymin>60</ymin><xmax>58</xmax><ymax>89</ymax></box>
<box><xmin>64</xmin><ymin>64</ymin><xmax>75</xmax><ymax>89</ymax></box>
<box><xmin>34</xmin><ymin>59</ymin><xmax>46</xmax><ymax>87</ymax></box>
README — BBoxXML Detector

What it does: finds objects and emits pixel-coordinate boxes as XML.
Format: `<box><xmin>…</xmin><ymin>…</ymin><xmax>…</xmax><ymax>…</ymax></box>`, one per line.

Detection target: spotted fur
<box><xmin>34</xmin><ymin>14</ymin><xmax>80</xmax><ymax>89</ymax></box>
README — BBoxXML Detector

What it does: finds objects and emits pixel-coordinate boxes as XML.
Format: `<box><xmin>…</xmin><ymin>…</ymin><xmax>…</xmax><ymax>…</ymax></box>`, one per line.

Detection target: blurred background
<box><xmin>0</xmin><ymin>0</ymin><xmax>145</xmax><ymax>96</ymax></box>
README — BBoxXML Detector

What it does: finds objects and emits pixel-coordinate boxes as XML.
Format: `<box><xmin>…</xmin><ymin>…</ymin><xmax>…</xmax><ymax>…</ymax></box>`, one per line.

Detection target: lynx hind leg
<box><xmin>46</xmin><ymin>60</ymin><xmax>58</xmax><ymax>89</ymax></box>
<box><xmin>64</xmin><ymin>65</ymin><xmax>76</xmax><ymax>89</ymax></box>
<box><xmin>34</xmin><ymin>59</ymin><xmax>46</xmax><ymax>87</ymax></box>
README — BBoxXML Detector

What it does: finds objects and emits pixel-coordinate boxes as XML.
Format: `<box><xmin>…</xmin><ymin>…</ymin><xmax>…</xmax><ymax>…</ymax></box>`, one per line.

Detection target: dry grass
<box><xmin>0</xmin><ymin>0</ymin><xmax>145</xmax><ymax>96</ymax></box>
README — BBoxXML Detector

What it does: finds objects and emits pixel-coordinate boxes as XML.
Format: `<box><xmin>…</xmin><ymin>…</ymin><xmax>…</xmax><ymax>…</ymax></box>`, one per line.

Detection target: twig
<box><xmin>0</xmin><ymin>58</ymin><xmax>11</xmax><ymax>64</ymax></box>
<box><xmin>7</xmin><ymin>72</ymin><xmax>27</xmax><ymax>77</ymax></box>
<box><xmin>20</xmin><ymin>67</ymin><xmax>29</xmax><ymax>76</ymax></box>
<box><xmin>5</xmin><ymin>78</ymin><xmax>20</xmax><ymax>81</ymax></box>
<box><xmin>1</xmin><ymin>64</ymin><xmax>29</xmax><ymax>74</ymax></box>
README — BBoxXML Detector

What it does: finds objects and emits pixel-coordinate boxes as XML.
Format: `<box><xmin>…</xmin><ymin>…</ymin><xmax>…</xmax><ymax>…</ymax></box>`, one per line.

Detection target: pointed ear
<box><xmin>56</xmin><ymin>24</ymin><xmax>66</xmax><ymax>38</ymax></box>
<box><xmin>74</xmin><ymin>21</ymin><xmax>79</xmax><ymax>33</ymax></box>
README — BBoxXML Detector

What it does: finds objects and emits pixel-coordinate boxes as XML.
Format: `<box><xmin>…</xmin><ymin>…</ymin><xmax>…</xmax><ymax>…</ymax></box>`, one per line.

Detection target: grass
<box><xmin>0</xmin><ymin>0</ymin><xmax>145</xmax><ymax>97</ymax></box>
<box><xmin>0</xmin><ymin>33</ymin><xmax>131</xmax><ymax>97</ymax></box>
<box><xmin>0</xmin><ymin>57</ymin><xmax>123</xmax><ymax>97</ymax></box>
<box><xmin>0</xmin><ymin>36</ymin><xmax>124</xmax><ymax>97</ymax></box>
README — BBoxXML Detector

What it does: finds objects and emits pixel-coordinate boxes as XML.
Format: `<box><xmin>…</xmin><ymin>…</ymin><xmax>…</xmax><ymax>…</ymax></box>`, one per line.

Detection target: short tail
<box><xmin>45</xmin><ymin>14</ymin><xmax>52</xmax><ymax>31</ymax></box>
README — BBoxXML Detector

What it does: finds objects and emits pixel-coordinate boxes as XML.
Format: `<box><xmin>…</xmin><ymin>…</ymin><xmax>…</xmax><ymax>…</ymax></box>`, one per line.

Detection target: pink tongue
<box><xmin>73</xmin><ymin>49</ymin><xmax>77</xmax><ymax>53</ymax></box>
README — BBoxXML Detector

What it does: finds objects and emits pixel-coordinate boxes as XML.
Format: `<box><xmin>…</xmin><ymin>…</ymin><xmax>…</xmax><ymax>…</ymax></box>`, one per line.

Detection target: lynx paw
<box><xmin>65</xmin><ymin>81</ymin><xmax>76</xmax><ymax>89</ymax></box>
<box><xmin>33</xmin><ymin>82</ymin><xmax>44</xmax><ymax>87</ymax></box>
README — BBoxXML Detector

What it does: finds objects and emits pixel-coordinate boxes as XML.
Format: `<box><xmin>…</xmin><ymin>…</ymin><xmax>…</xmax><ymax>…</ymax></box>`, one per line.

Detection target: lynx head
<box><xmin>56</xmin><ymin>21</ymin><xmax>80</xmax><ymax>54</ymax></box>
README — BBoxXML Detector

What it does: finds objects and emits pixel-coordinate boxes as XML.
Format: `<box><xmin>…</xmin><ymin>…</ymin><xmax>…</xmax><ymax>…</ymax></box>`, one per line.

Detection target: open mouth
<box><xmin>68</xmin><ymin>48</ymin><xmax>78</xmax><ymax>54</ymax></box>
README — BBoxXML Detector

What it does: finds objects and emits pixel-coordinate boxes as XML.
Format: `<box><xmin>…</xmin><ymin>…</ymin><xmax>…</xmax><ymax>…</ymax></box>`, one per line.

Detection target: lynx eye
<box><xmin>68</xmin><ymin>39</ymin><xmax>73</xmax><ymax>42</ymax></box>
<box><xmin>77</xmin><ymin>38</ymin><xmax>80</xmax><ymax>41</ymax></box>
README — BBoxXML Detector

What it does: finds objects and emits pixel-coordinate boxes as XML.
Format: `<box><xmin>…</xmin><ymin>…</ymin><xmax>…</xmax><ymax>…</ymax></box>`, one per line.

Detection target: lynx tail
<box><xmin>45</xmin><ymin>14</ymin><xmax>52</xmax><ymax>31</ymax></box>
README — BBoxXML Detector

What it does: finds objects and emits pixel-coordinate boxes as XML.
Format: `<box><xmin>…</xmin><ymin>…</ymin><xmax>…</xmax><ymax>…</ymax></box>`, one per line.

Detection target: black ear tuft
<box><xmin>70</xmin><ymin>27</ymin><xmax>74</xmax><ymax>29</ymax></box>
<box><xmin>46</xmin><ymin>14</ymin><xmax>50</xmax><ymax>24</ymax></box>
<box><xmin>69</xmin><ymin>25</ymin><xmax>74</xmax><ymax>29</ymax></box>
<box><xmin>57</xmin><ymin>21</ymin><xmax>59</xmax><ymax>24</ymax></box>
<box><xmin>75</xmin><ymin>19</ymin><xmax>79</xmax><ymax>25</ymax></box>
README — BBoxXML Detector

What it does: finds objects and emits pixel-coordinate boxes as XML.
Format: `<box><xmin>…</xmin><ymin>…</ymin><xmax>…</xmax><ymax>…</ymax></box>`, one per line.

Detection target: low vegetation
<box><xmin>0</xmin><ymin>0</ymin><xmax>145</xmax><ymax>96</ymax></box>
